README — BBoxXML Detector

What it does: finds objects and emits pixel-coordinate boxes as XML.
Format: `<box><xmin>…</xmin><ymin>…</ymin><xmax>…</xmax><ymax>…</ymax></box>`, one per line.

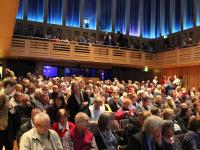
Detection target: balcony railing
<box><xmin>8</xmin><ymin>37</ymin><xmax>200</xmax><ymax>68</ymax></box>
<box><xmin>9</xmin><ymin>37</ymin><xmax>154</xmax><ymax>68</ymax></box>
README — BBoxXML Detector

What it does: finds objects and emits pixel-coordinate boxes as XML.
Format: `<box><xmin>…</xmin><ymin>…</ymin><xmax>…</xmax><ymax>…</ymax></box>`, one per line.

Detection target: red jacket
<box><xmin>52</xmin><ymin>121</ymin><xmax>75</xmax><ymax>138</ymax></box>
<box><xmin>69</xmin><ymin>127</ymin><xmax>94</xmax><ymax>150</ymax></box>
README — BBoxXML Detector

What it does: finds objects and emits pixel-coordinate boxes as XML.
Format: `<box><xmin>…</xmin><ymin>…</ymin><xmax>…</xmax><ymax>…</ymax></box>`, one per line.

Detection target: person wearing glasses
<box><xmin>62</xmin><ymin>112</ymin><xmax>98</xmax><ymax>150</ymax></box>
<box><xmin>20</xmin><ymin>112</ymin><xmax>63</xmax><ymax>150</ymax></box>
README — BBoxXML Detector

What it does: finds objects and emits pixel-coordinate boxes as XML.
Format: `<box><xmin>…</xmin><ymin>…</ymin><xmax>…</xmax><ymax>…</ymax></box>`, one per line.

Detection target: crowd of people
<box><xmin>0</xmin><ymin>68</ymin><xmax>200</xmax><ymax>150</ymax></box>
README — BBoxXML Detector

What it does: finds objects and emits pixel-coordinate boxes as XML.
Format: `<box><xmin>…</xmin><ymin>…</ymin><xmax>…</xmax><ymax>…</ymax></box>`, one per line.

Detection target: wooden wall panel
<box><xmin>156</xmin><ymin>66</ymin><xmax>200</xmax><ymax>89</ymax></box>
<box><xmin>0</xmin><ymin>0</ymin><xmax>19</xmax><ymax>58</ymax></box>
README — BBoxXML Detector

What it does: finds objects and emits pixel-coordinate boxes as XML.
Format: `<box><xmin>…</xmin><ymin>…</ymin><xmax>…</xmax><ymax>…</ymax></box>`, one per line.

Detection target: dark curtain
<box><xmin>172</xmin><ymin>0</ymin><xmax>182</xmax><ymax>33</ymax></box>
<box><xmin>115</xmin><ymin>0</ymin><xmax>126</xmax><ymax>34</ymax></box>
<box><xmin>83</xmin><ymin>0</ymin><xmax>96</xmax><ymax>30</ymax></box>
<box><xmin>16</xmin><ymin>0</ymin><xmax>23</xmax><ymax>19</ymax></box>
<box><xmin>183</xmin><ymin>0</ymin><xmax>194</xmax><ymax>29</ymax></box>
<box><xmin>142</xmin><ymin>0</ymin><xmax>151</xmax><ymax>38</ymax></box>
<box><xmin>47</xmin><ymin>0</ymin><xmax>63</xmax><ymax>25</ymax></box>
<box><xmin>155</xmin><ymin>0</ymin><xmax>160</xmax><ymax>37</ymax></box>
<box><xmin>162</xmin><ymin>0</ymin><xmax>170</xmax><ymax>36</ymax></box>
<box><xmin>129</xmin><ymin>0</ymin><xmax>140</xmax><ymax>36</ymax></box>
<box><xmin>66</xmin><ymin>0</ymin><xmax>80</xmax><ymax>27</ymax></box>
<box><xmin>100</xmin><ymin>0</ymin><xmax>112</xmax><ymax>32</ymax></box>
<box><xmin>197</xmin><ymin>0</ymin><xmax>200</xmax><ymax>26</ymax></box>
<box><xmin>27</xmin><ymin>0</ymin><xmax>44</xmax><ymax>22</ymax></box>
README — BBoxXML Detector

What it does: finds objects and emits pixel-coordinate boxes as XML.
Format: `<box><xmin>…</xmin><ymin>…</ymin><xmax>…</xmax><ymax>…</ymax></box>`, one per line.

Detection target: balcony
<box><xmin>9</xmin><ymin>37</ymin><xmax>154</xmax><ymax>68</ymax></box>
<box><xmin>8</xmin><ymin>37</ymin><xmax>200</xmax><ymax>68</ymax></box>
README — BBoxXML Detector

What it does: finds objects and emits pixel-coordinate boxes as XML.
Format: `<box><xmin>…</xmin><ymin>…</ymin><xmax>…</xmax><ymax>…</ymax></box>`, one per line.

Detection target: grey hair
<box><xmin>34</xmin><ymin>112</ymin><xmax>50</xmax><ymax>124</ymax></box>
<box><xmin>75</xmin><ymin>112</ymin><xmax>89</xmax><ymax>125</ymax></box>
<box><xmin>142</xmin><ymin>115</ymin><xmax>163</xmax><ymax>132</ymax></box>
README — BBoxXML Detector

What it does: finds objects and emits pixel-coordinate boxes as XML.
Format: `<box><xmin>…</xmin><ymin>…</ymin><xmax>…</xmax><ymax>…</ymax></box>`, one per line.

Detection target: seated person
<box><xmin>62</xmin><ymin>112</ymin><xmax>98</xmax><ymax>150</ymax></box>
<box><xmin>47</xmin><ymin>94</ymin><xmax>67</xmax><ymax>124</ymax></box>
<box><xmin>175</xmin><ymin>103</ymin><xmax>190</xmax><ymax>133</ymax></box>
<box><xmin>162</xmin><ymin>108</ymin><xmax>182</xmax><ymax>134</ymax></box>
<box><xmin>20</xmin><ymin>112</ymin><xmax>63</xmax><ymax>150</ymax></box>
<box><xmin>16</xmin><ymin>108</ymin><xmax>42</xmax><ymax>144</ymax></box>
<box><xmin>161</xmin><ymin>120</ymin><xmax>183</xmax><ymax>150</ymax></box>
<box><xmin>124</xmin><ymin>111</ymin><xmax>151</xmax><ymax>142</ymax></box>
<box><xmin>136</xmin><ymin>97</ymin><xmax>151</xmax><ymax>113</ymax></box>
<box><xmin>52</xmin><ymin>109</ymin><xmax>75</xmax><ymax>138</ymax></box>
<box><xmin>115</xmin><ymin>98</ymin><xmax>135</xmax><ymax>120</ymax></box>
<box><xmin>109</xmin><ymin>94</ymin><xmax>122</xmax><ymax>112</ymax></box>
<box><xmin>192</xmin><ymin>102</ymin><xmax>200</xmax><ymax>116</ymax></box>
<box><xmin>94</xmin><ymin>112</ymin><xmax>121</xmax><ymax>150</ymax></box>
<box><xmin>86</xmin><ymin>96</ymin><xmax>105</xmax><ymax>122</ymax></box>
<box><xmin>126</xmin><ymin>115</ymin><xmax>164</xmax><ymax>150</ymax></box>
<box><xmin>183</xmin><ymin>116</ymin><xmax>200</xmax><ymax>150</ymax></box>
<box><xmin>14</xmin><ymin>94</ymin><xmax>33</xmax><ymax>125</ymax></box>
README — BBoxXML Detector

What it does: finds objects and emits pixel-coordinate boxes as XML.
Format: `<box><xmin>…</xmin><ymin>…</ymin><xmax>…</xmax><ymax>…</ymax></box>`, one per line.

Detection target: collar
<box><xmin>58</xmin><ymin>122</ymin><xmax>69</xmax><ymax>130</ymax></box>
<box><xmin>31</xmin><ymin>120</ymin><xmax>34</xmax><ymax>128</ymax></box>
<box><xmin>32</xmin><ymin>128</ymin><xmax>50</xmax><ymax>142</ymax></box>
<box><xmin>32</xmin><ymin>127</ymin><xmax>42</xmax><ymax>141</ymax></box>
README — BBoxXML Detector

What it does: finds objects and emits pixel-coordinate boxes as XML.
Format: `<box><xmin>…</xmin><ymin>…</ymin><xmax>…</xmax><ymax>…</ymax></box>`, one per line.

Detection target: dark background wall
<box><xmin>6</xmin><ymin>59</ymin><xmax>36</xmax><ymax>77</ymax></box>
<box><xmin>4</xmin><ymin>59</ymin><xmax>154</xmax><ymax>82</ymax></box>
<box><xmin>112</xmin><ymin>67</ymin><xmax>154</xmax><ymax>82</ymax></box>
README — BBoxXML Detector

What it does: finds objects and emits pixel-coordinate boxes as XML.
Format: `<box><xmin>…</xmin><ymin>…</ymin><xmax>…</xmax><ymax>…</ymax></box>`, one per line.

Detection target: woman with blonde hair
<box><xmin>164</xmin><ymin>96</ymin><xmax>176</xmax><ymax>110</ymax></box>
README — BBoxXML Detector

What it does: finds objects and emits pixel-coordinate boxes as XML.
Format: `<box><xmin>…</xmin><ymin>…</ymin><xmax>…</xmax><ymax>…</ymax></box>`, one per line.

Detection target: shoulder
<box><xmin>52</xmin><ymin>122</ymin><xmax>59</xmax><ymax>130</ymax></box>
<box><xmin>68</xmin><ymin>122</ymin><xmax>75</xmax><ymax>128</ymax></box>
<box><xmin>49</xmin><ymin>129</ymin><xmax>60</xmax><ymax>137</ymax></box>
<box><xmin>21</xmin><ymin>120</ymin><xmax>32</xmax><ymax>129</ymax></box>
<box><xmin>21</xmin><ymin>128</ymin><xmax>35</xmax><ymax>139</ymax></box>
<box><xmin>184</xmin><ymin>131</ymin><xmax>196</xmax><ymax>141</ymax></box>
<box><xmin>126</xmin><ymin>133</ymin><xmax>141</xmax><ymax>150</ymax></box>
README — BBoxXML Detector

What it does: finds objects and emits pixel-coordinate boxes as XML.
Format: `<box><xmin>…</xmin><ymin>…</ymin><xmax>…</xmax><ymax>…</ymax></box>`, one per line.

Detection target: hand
<box><xmin>82</xmin><ymin>102</ymin><xmax>88</xmax><ymax>107</ymax></box>
<box><xmin>112</xmin><ymin>120</ymin><xmax>120</xmax><ymax>131</ymax></box>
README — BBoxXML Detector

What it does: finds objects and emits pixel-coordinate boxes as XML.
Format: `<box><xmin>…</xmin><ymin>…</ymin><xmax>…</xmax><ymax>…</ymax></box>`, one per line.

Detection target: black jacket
<box><xmin>126</xmin><ymin>131</ymin><xmax>164</xmax><ymax>150</ymax></box>
<box><xmin>94</xmin><ymin>130</ymin><xmax>108</xmax><ymax>150</ymax></box>
<box><xmin>67</xmin><ymin>92</ymin><xmax>90</xmax><ymax>123</ymax></box>
<box><xmin>109</xmin><ymin>100</ymin><xmax>122</xmax><ymax>112</ymax></box>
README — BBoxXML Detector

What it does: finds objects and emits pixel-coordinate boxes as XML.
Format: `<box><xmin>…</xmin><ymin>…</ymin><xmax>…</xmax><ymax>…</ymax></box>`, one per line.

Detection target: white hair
<box><xmin>34</xmin><ymin>112</ymin><xmax>50</xmax><ymax>124</ymax></box>
<box><xmin>75</xmin><ymin>112</ymin><xmax>89</xmax><ymax>125</ymax></box>
<box><xmin>142</xmin><ymin>115</ymin><xmax>163</xmax><ymax>133</ymax></box>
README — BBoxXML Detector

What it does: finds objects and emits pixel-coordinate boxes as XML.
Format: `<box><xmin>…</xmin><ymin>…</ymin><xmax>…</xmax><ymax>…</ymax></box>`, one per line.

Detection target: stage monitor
<box><xmin>43</xmin><ymin>66</ymin><xmax>58</xmax><ymax>77</ymax></box>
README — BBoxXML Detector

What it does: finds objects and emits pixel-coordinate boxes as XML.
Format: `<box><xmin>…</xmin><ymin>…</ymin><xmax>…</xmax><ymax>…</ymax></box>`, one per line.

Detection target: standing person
<box><xmin>67</xmin><ymin>81</ymin><xmax>90</xmax><ymax>123</ymax></box>
<box><xmin>0</xmin><ymin>78</ymin><xmax>17</xmax><ymax>150</ymax></box>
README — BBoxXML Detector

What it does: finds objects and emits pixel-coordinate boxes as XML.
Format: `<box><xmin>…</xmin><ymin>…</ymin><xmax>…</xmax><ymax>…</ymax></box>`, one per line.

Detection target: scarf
<box><xmin>99</xmin><ymin>129</ymin><xmax>118</xmax><ymax>150</ymax></box>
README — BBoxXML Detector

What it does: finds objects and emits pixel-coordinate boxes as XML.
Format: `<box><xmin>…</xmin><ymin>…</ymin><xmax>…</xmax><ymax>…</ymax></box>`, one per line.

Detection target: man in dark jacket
<box><xmin>67</xmin><ymin>81</ymin><xmax>90</xmax><ymax>123</ymax></box>
<box><xmin>16</xmin><ymin>108</ymin><xmax>42</xmax><ymax>144</ymax></box>
<box><xmin>126</xmin><ymin>115</ymin><xmax>164</xmax><ymax>150</ymax></box>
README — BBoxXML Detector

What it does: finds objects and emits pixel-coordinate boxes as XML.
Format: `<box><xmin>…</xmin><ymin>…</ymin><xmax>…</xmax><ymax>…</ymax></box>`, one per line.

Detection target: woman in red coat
<box><xmin>52</xmin><ymin>109</ymin><xmax>75</xmax><ymax>138</ymax></box>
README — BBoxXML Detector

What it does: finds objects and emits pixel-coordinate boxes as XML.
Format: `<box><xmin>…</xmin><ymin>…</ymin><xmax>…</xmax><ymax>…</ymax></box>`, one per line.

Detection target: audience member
<box><xmin>62</xmin><ymin>112</ymin><xmax>98</xmax><ymax>150</ymax></box>
<box><xmin>183</xmin><ymin>116</ymin><xmax>200</xmax><ymax>150</ymax></box>
<box><xmin>52</xmin><ymin>109</ymin><xmax>75</xmax><ymax>138</ymax></box>
<box><xmin>20</xmin><ymin>112</ymin><xmax>63</xmax><ymax>150</ymax></box>
<box><xmin>126</xmin><ymin>115</ymin><xmax>164</xmax><ymax>150</ymax></box>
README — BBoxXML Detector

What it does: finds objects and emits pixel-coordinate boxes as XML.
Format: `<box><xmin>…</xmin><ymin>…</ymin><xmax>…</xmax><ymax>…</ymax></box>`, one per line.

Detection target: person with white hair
<box><xmin>62</xmin><ymin>112</ymin><xmax>98</xmax><ymax>150</ymax></box>
<box><xmin>126</xmin><ymin>115</ymin><xmax>164</xmax><ymax>150</ymax></box>
<box><xmin>86</xmin><ymin>96</ymin><xmax>105</xmax><ymax>122</ymax></box>
<box><xmin>20</xmin><ymin>112</ymin><xmax>63</xmax><ymax>150</ymax></box>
